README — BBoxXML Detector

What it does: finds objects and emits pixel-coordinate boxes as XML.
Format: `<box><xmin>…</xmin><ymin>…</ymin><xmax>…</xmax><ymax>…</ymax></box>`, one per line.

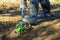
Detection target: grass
<box><xmin>0</xmin><ymin>0</ymin><xmax>60</xmax><ymax>40</ymax></box>
<box><xmin>0</xmin><ymin>0</ymin><xmax>60</xmax><ymax>11</ymax></box>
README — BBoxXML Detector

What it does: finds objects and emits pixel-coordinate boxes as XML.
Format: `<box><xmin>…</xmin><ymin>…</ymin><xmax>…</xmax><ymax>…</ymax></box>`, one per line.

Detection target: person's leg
<box><xmin>39</xmin><ymin>0</ymin><xmax>51</xmax><ymax>19</ymax></box>
<box><xmin>21</xmin><ymin>8</ymin><xmax>25</xmax><ymax>20</ymax></box>
<box><xmin>29</xmin><ymin>0</ymin><xmax>39</xmax><ymax>16</ymax></box>
<box><xmin>20</xmin><ymin>2</ymin><xmax>27</xmax><ymax>21</ymax></box>
<box><xmin>26</xmin><ymin>0</ymin><xmax>39</xmax><ymax>24</ymax></box>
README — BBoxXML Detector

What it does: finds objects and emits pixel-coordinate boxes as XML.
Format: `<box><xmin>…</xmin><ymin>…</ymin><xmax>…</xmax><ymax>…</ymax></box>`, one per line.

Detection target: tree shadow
<box><xmin>1</xmin><ymin>19</ymin><xmax>59</xmax><ymax>40</ymax></box>
<box><xmin>0</xmin><ymin>7</ymin><xmax>21</xmax><ymax>16</ymax></box>
<box><xmin>0</xmin><ymin>15</ymin><xmax>60</xmax><ymax>40</ymax></box>
<box><xmin>51</xmin><ymin>4</ymin><xmax>60</xmax><ymax>18</ymax></box>
<box><xmin>0</xmin><ymin>2</ymin><xmax>60</xmax><ymax>40</ymax></box>
<box><xmin>0</xmin><ymin>21</ymin><xmax>16</xmax><ymax>40</ymax></box>
<box><xmin>7</xmin><ymin>22</ymin><xmax>59</xmax><ymax>40</ymax></box>
<box><xmin>52</xmin><ymin>35</ymin><xmax>60</xmax><ymax>40</ymax></box>
<box><xmin>51</xmin><ymin>4</ymin><xmax>60</xmax><ymax>10</ymax></box>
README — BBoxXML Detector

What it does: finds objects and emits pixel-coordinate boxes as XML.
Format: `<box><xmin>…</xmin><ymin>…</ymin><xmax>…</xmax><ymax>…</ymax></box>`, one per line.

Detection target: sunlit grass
<box><xmin>0</xmin><ymin>0</ymin><xmax>60</xmax><ymax>10</ymax></box>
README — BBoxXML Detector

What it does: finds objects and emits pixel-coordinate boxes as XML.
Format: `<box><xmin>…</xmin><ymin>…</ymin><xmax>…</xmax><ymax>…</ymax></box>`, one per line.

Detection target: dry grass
<box><xmin>0</xmin><ymin>0</ymin><xmax>60</xmax><ymax>10</ymax></box>
<box><xmin>0</xmin><ymin>0</ymin><xmax>60</xmax><ymax>40</ymax></box>
<box><xmin>0</xmin><ymin>0</ymin><xmax>20</xmax><ymax>10</ymax></box>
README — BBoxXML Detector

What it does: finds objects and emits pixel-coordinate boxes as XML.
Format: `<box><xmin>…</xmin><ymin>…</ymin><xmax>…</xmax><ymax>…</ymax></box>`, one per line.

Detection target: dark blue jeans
<box><xmin>30</xmin><ymin>0</ymin><xmax>50</xmax><ymax>17</ymax></box>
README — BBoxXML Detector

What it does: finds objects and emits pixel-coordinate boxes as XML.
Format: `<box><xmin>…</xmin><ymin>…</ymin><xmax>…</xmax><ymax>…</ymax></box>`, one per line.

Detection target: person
<box><xmin>20</xmin><ymin>0</ymin><xmax>27</xmax><ymax>21</ymax></box>
<box><xmin>20</xmin><ymin>0</ymin><xmax>51</xmax><ymax>24</ymax></box>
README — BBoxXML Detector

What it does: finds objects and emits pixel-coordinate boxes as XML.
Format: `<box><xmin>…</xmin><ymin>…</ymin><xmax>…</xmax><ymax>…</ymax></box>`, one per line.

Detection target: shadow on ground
<box><xmin>0</xmin><ymin>4</ymin><xmax>60</xmax><ymax>40</ymax></box>
<box><xmin>0</xmin><ymin>15</ymin><xmax>60</xmax><ymax>40</ymax></box>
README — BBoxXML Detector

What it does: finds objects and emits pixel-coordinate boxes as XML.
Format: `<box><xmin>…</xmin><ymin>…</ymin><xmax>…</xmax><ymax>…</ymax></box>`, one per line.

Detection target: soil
<box><xmin>0</xmin><ymin>5</ymin><xmax>60</xmax><ymax>40</ymax></box>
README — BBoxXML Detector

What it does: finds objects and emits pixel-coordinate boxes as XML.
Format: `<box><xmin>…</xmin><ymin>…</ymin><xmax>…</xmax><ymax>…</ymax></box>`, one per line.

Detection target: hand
<box><xmin>22</xmin><ymin>0</ymin><xmax>27</xmax><ymax>3</ymax></box>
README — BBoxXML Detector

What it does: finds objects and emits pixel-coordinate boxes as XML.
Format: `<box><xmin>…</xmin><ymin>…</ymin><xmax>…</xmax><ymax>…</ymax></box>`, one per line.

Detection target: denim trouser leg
<box><xmin>21</xmin><ymin>8</ymin><xmax>25</xmax><ymax>19</ymax></box>
<box><xmin>20</xmin><ymin>2</ymin><xmax>27</xmax><ymax>20</ymax></box>
<box><xmin>26</xmin><ymin>0</ymin><xmax>39</xmax><ymax>23</ymax></box>
<box><xmin>30</xmin><ymin>0</ymin><xmax>39</xmax><ymax>17</ymax></box>
<box><xmin>38</xmin><ymin>0</ymin><xmax>50</xmax><ymax>14</ymax></box>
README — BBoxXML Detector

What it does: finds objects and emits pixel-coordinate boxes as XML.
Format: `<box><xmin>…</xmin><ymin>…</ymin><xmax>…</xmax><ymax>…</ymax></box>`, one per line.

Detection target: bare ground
<box><xmin>0</xmin><ymin>5</ymin><xmax>60</xmax><ymax>40</ymax></box>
